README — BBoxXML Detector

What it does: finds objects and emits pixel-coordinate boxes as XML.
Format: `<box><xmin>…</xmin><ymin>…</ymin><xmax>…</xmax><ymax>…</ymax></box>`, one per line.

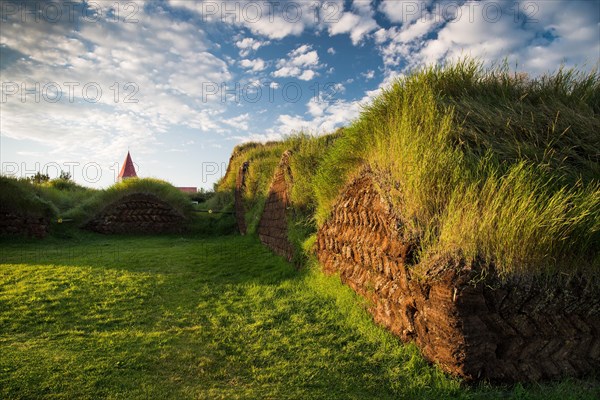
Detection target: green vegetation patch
<box><xmin>216</xmin><ymin>133</ymin><xmax>342</xmax><ymax>238</ymax></box>
<box><xmin>35</xmin><ymin>179</ymin><xmax>98</xmax><ymax>214</ymax></box>
<box><xmin>217</xmin><ymin>61</ymin><xmax>600</xmax><ymax>279</ymax></box>
<box><xmin>1</xmin><ymin>235</ymin><xmax>598</xmax><ymax>398</ymax></box>
<box><xmin>0</xmin><ymin>176</ymin><xmax>57</xmax><ymax>218</ymax></box>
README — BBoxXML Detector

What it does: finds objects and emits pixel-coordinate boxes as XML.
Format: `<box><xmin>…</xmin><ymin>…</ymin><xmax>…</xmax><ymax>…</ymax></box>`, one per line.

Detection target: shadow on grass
<box><xmin>1</xmin><ymin>232</ymin><xmax>599</xmax><ymax>399</ymax></box>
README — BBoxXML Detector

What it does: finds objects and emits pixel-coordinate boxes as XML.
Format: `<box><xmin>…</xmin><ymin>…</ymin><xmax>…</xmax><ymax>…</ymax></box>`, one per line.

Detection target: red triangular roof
<box><xmin>118</xmin><ymin>151</ymin><xmax>137</xmax><ymax>180</ymax></box>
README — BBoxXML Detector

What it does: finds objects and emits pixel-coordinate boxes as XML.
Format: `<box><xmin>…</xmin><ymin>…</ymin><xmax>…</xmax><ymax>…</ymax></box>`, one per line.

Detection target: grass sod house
<box><xmin>313</xmin><ymin>60</ymin><xmax>599</xmax><ymax>278</ymax></box>
<box><xmin>62</xmin><ymin>152</ymin><xmax>194</xmax><ymax>235</ymax></box>
<box><xmin>66</xmin><ymin>178</ymin><xmax>194</xmax><ymax>234</ymax></box>
<box><xmin>222</xmin><ymin>61</ymin><xmax>600</xmax><ymax>382</ymax></box>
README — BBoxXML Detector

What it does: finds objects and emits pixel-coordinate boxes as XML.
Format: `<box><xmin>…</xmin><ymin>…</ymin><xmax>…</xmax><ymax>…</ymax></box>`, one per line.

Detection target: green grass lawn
<box><xmin>0</xmin><ymin>233</ymin><xmax>598</xmax><ymax>399</ymax></box>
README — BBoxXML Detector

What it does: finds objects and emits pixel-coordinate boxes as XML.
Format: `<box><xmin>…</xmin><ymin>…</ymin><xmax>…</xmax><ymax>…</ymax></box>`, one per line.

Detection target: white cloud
<box><xmin>376</xmin><ymin>15</ymin><xmax>442</xmax><ymax>71</ymax></box>
<box><xmin>362</xmin><ymin>70</ymin><xmax>375</xmax><ymax>80</ymax></box>
<box><xmin>245</xmin><ymin>15</ymin><xmax>306</xmax><ymax>39</ymax></box>
<box><xmin>265</xmin><ymin>86</ymin><xmax>376</xmax><ymax>140</ymax></box>
<box><xmin>169</xmin><ymin>0</ymin><xmax>380</xmax><ymax>45</ymax></box>
<box><xmin>272</xmin><ymin>44</ymin><xmax>322</xmax><ymax>81</ymax></box>
<box><xmin>332</xmin><ymin>82</ymin><xmax>346</xmax><ymax>94</ymax></box>
<box><xmin>298</xmin><ymin>70</ymin><xmax>316</xmax><ymax>81</ymax></box>
<box><xmin>326</xmin><ymin>0</ymin><xmax>378</xmax><ymax>45</ymax></box>
<box><xmin>273</xmin><ymin>66</ymin><xmax>302</xmax><ymax>78</ymax></box>
<box><xmin>235</xmin><ymin>37</ymin><xmax>270</xmax><ymax>57</ymax></box>
<box><xmin>231</xmin><ymin>131</ymin><xmax>287</xmax><ymax>143</ymax></box>
<box><xmin>327</xmin><ymin>47</ymin><xmax>336</xmax><ymax>55</ymax></box>
<box><xmin>374</xmin><ymin>28</ymin><xmax>389</xmax><ymax>44</ymax></box>
<box><xmin>397</xmin><ymin>17</ymin><xmax>440</xmax><ymax>43</ymax></box>
<box><xmin>289</xmin><ymin>45</ymin><xmax>320</xmax><ymax>66</ymax></box>
<box><xmin>234</xmin><ymin>91</ymin><xmax>368</xmax><ymax>143</ymax></box>
<box><xmin>276</xmin><ymin>99</ymin><xmax>362</xmax><ymax>135</ymax></box>
<box><xmin>169</xmin><ymin>0</ymin><xmax>312</xmax><ymax>40</ymax></box>
<box><xmin>240</xmin><ymin>58</ymin><xmax>267</xmax><ymax>72</ymax></box>
<box><xmin>308</xmin><ymin>99</ymin><xmax>325</xmax><ymax>117</ymax></box>
<box><xmin>379</xmin><ymin>0</ymin><xmax>433</xmax><ymax>24</ymax></box>
<box><xmin>0</xmin><ymin>1</ymin><xmax>232</xmax><ymax>166</ymax></box>
<box><xmin>223</xmin><ymin>113</ymin><xmax>250</xmax><ymax>131</ymax></box>
<box><xmin>376</xmin><ymin>0</ymin><xmax>599</xmax><ymax>76</ymax></box>
<box><xmin>277</xmin><ymin>114</ymin><xmax>312</xmax><ymax>133</ymax></box>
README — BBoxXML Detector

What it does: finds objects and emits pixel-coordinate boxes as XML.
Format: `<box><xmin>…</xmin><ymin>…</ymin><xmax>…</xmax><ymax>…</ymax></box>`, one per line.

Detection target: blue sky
<box><xmin>1</xmin><ymin>0</ymin><xmax>598</xmax><ymax>189</ymax></box>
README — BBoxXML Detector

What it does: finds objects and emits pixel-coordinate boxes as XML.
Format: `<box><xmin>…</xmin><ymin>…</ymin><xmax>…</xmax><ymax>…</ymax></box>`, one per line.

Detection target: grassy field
<box><xmin>1</xmin><ymin>232</ymin><xmax>598</xmax><ymax>399</ymax></box>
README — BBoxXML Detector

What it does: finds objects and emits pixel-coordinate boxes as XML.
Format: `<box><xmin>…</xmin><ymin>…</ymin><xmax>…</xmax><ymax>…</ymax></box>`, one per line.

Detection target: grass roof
<box><xmin>0</xmin><ymin>176</ymin><xmax>57</xmax><ymax>219</ymax></box>
<box><xmin>312</xmin><ymin>60</ymin><xmax>599</xmax><ymax>277</ymax></box>
<box><xmin>222</xmin><ymin>60</ymin><xmax>599</xmax><ymax>278</ymax></box>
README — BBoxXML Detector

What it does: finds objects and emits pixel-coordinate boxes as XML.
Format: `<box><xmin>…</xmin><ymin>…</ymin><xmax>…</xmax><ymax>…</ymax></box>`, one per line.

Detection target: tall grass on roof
<box><xmin>314</xmin><ymin>59</ymin><xmax>600</xmax><ymax>277</ymax></box>
<box><xmin>217</xmin><ymin>141</ymin><xmax>289</xmax><ymax>233</ymax></box>
<box><xmin>0</xmin><ymin>176</ymin><xmax>57</xmax><ymax>218</ymax></box>
<box><xmin>35</xmin><ymin>179</ymin><xmax>98</xmax><ymax>214</ymax></box>
<box><xmin>217</xmin><ymin>141</ymin><xmax>287</xmax><ymax>193</ymax></box>
<box><xmin>216</xmin><ymin>133</ymin><xmax>341</xmax><ymax>233</ymax></box>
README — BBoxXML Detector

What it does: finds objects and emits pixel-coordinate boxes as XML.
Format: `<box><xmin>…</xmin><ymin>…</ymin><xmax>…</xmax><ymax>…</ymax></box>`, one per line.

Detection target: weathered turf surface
<box><xmin>1</xmin><ymin>234</ymin><xmax>598</xmax><ymax>399</ymax></box>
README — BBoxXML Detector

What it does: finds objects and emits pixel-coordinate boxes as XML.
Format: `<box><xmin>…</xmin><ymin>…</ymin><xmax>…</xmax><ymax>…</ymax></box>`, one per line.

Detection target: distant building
<box><xmin>118</xmin><ymin>151</ymin><xmax>138</xmax><ymax>182</ymax></box>
<box><xmin>177</xmin><ymin>187</ymin><xmax>197</xmax><ymax>194</ymax></box>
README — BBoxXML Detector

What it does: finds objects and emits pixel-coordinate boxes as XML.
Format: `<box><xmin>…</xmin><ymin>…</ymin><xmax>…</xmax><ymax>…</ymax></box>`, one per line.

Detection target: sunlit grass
<box><xmin>1</xmin><ymin>234</ymin><xmax>598</xmax><ymax>399</ymax></box>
